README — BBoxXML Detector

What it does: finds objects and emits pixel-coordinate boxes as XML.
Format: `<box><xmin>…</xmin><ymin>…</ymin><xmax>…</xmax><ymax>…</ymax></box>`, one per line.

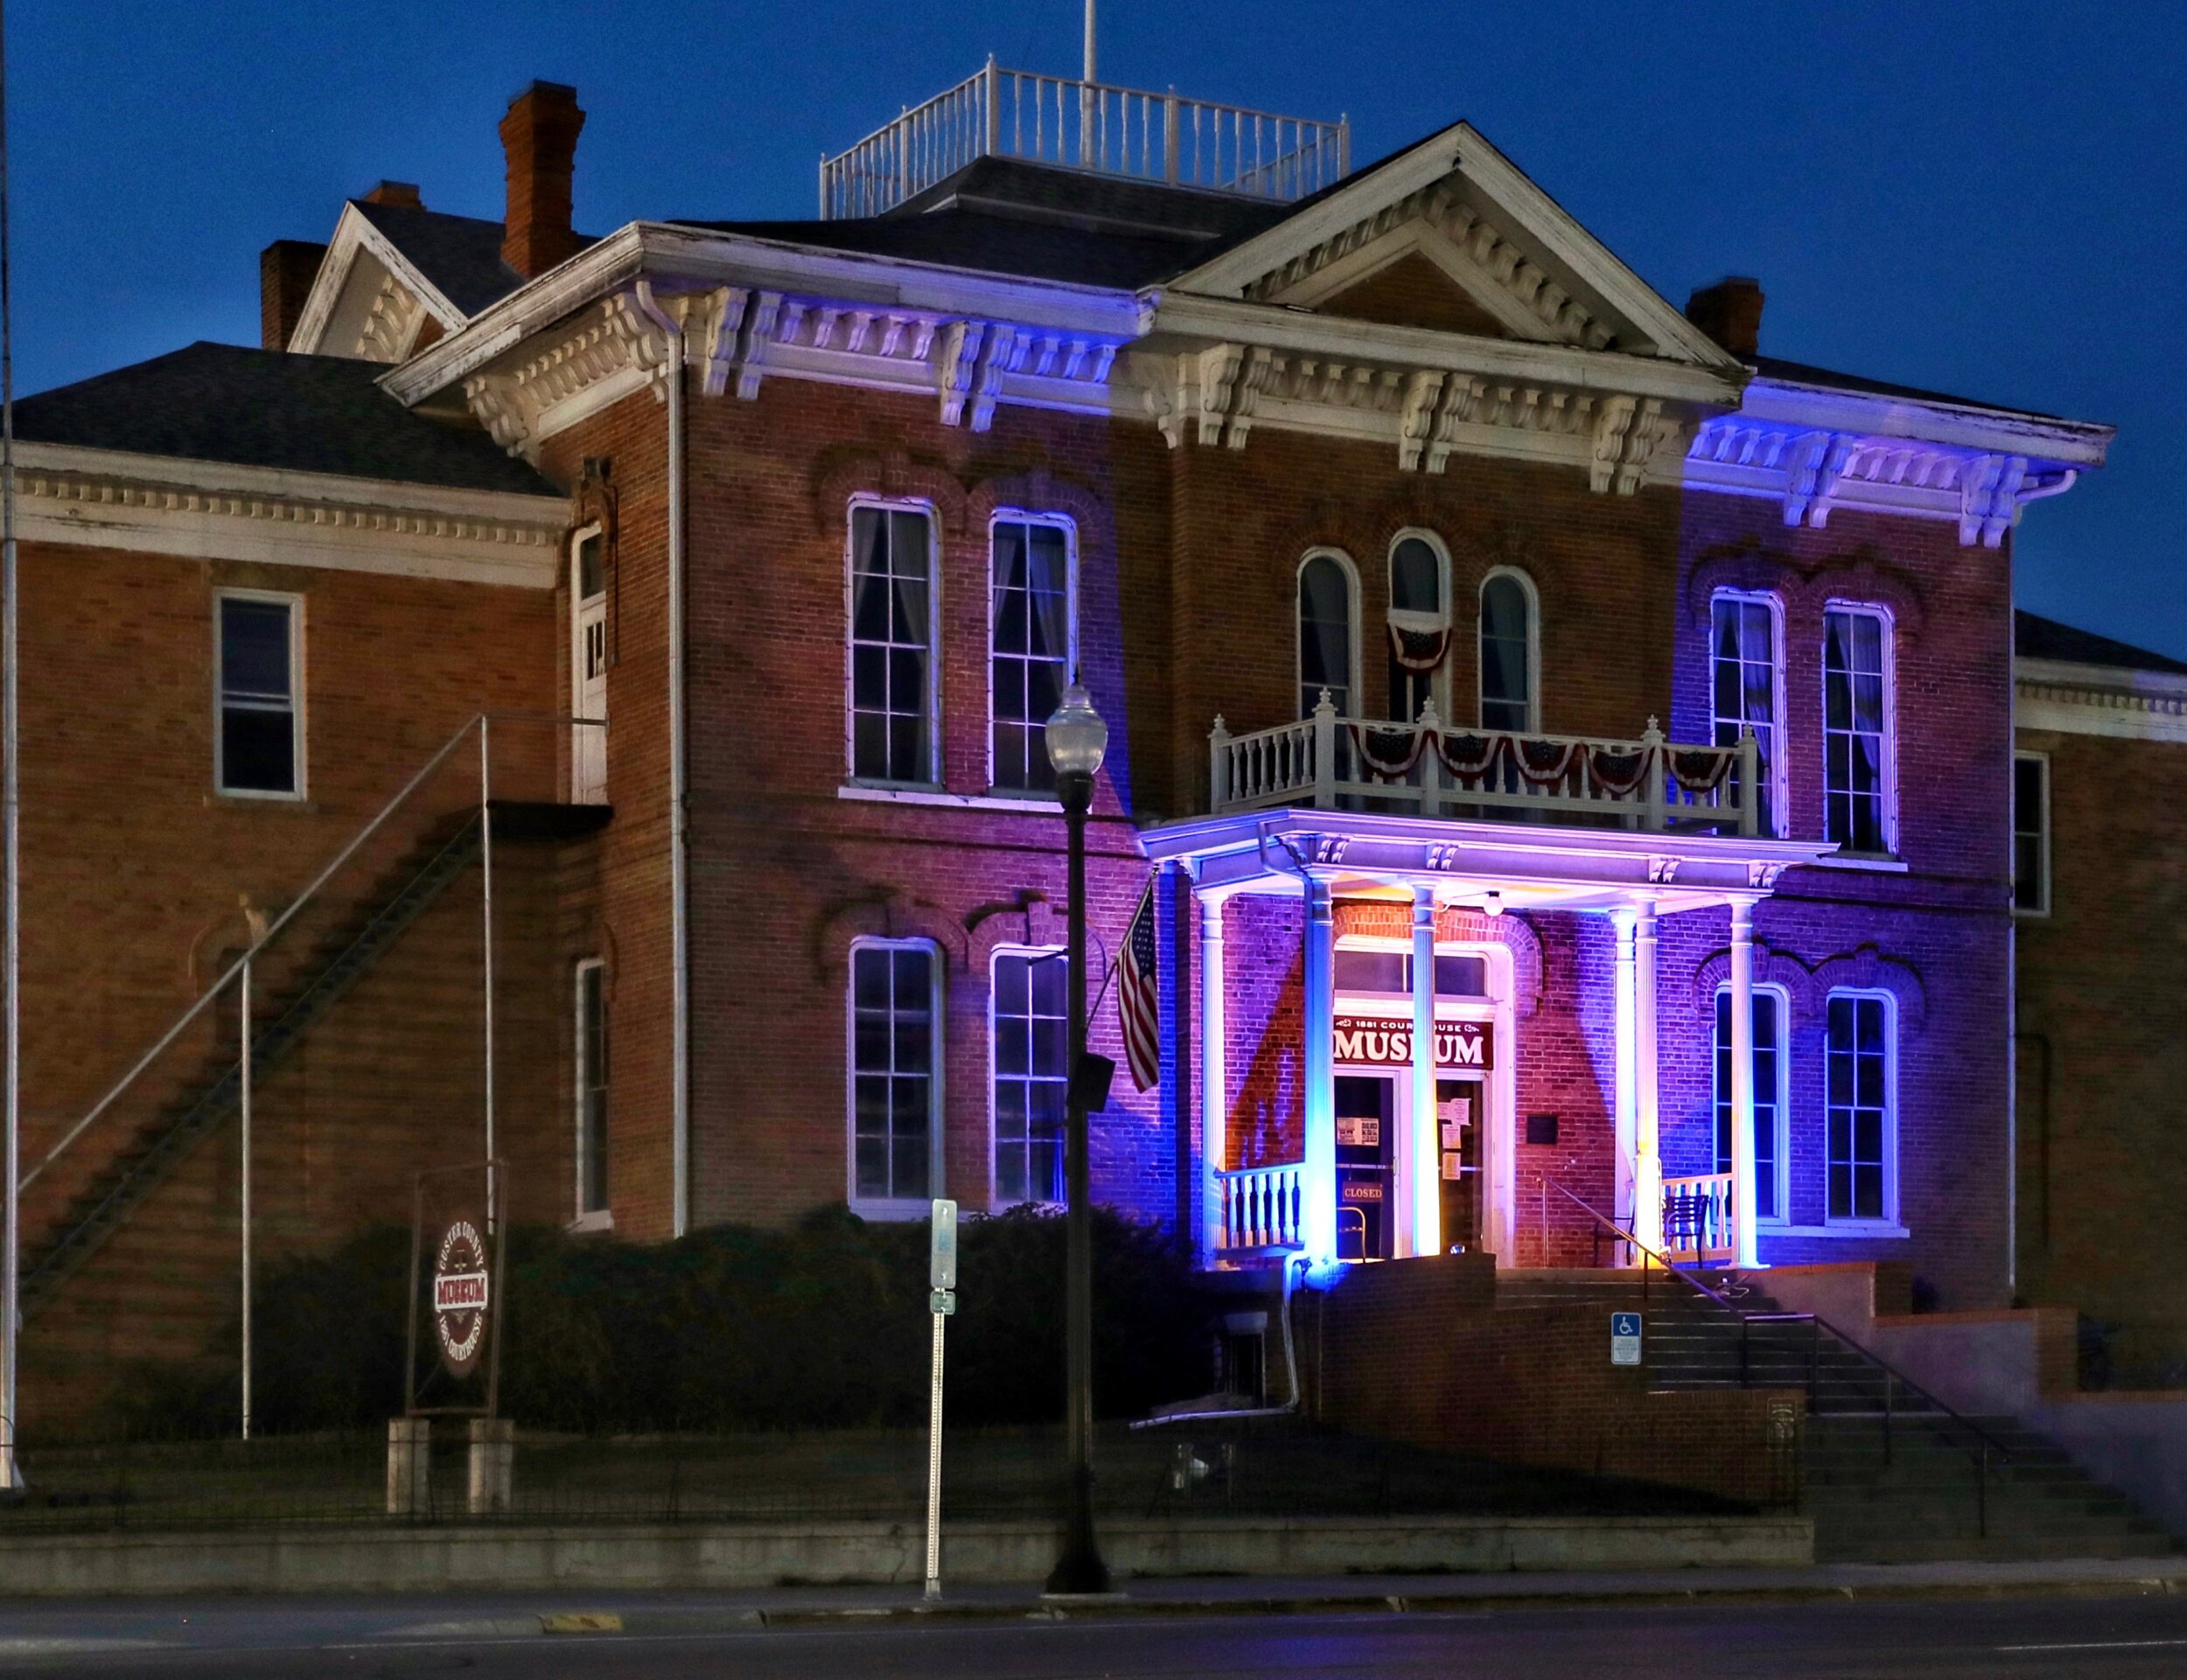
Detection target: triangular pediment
<box><xmin>1172</xmin><ymin>122</ymin><xmax>1743</xmax><ymax>373</ymax></box>
<box><xmin>290</xmin><ymin>204</ymin><xmax>469</xmax><ymax>362</ymax></box>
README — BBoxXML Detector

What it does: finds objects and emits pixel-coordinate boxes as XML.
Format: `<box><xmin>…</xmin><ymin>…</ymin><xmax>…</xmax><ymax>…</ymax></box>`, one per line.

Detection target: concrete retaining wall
<box><xmin>0</xmin><ymin>1514</ymin><xmax>1813</xmax><ymax>1597</ymax></box>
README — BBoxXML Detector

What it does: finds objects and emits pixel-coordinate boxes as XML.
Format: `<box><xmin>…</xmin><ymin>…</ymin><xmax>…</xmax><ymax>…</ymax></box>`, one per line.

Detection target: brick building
<box><xmin>2013</xmin><ymin>612</ymin><xmax>2187</xmax><ymax>1384</ymax></box>
<box><xmin>4</xmin><ymin>68</ymin><xmax>2116</xmax><ymax>1423</ymax></box>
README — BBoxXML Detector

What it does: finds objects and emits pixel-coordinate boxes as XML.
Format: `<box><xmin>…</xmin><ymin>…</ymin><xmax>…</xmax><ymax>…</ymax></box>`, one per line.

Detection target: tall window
<box><xmin>1297</xmin><ymin>552</ymin><xmax>1355</xmax><ymax>717</ymax></box>
<box><xmin>1711</xmin><ymin>593</ymin><xmax>1784</xmax><ymax>836</ymax></box>
<box><xmin>575</xmin><ymin>959</ymin><xmax>609</xmax><ymax>1218</ymax></box>
<box><xmin>216</xmin><ymin>592</ymin><xmax>302</xmax><ymax>797</ymax></box>
<box><xmin>849</xmin><ymin>504</ymin><xmax>936</xmax><ymax>784</ymax></box>
<box><xmin>1713</xmin><ymin>986</ymin><xmax>1785</xmax><ymax>1222</ymax></box>
<box><xmin>1387</xmin><ymin>534</ymin><xmax>1446</xmax><ymax>723</ymax></box>
<box><xmin>1823</xmin><ymin>606</ymin><xmax>1892</xmax><ymax>852</ymax></box>
<box><xmin>2013</xmin><ymin>752</ymin><xmax>2050</xmax><ymax>915</ymax></box>
<box><xmin>1827</xmin><ymin>992</ymin><xmax>1894</xmax><ymax>1223</ymax></box>
<box><xmin>990</xmin><ymin>517</ymin><xmax>1072</xmax><ymax>791</ymax></box>
<box><xmin>1478</xmin><ymin>571</ymin><xmax>1536</xmax><ymax>732</ymax></box>
<box><xmin>850</xmin><ymin>941</ymin><xmax>937</xmax><ymax>1206</ymax></box>
<box><xmin>992</xmin><ymin>951</ymin><xmax>1067</xmax><ymax>1204</ymax></box>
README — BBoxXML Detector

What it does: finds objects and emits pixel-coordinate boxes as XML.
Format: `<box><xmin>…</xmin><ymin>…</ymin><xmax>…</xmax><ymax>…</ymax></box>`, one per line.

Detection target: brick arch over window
<box><xmin>1326</xmin><ymin>899</ymin><xmax>1543</xmax><ymax>1019</ymax></box>
<box><xmin>1684</xmin><ymin>542</ymin><xmax>1927</xmax><ymax>647</ymax></box>
<box><xmin>964</xmin><ymin>893</ymin><xmax>1068</xmax><ymax>972</ymax></box>
<box><xmin>1450</xmin><ymin>523</ymin><xmax>1566</xmax><ymax>628</ymax></box>
<box><xmin>1688</xmin><ymin>944</ymin><xmax>1819</xmax><ymax>1015</ymax></box>
<box><xmin>811</xmin><ymin>450</ymin><xmax>968</xmax><ymax>537</ymax></box>
<box><xmin>812</xmin><ymin>890</ymin><xmax>968</xmax><ymax>985</ymax></box>
<box><xmin>964</xmin><ymin>468</ymin><xmax>1115</xmax><ymax>561</ymax></box>
<box><xmin>1809</xmin><ymin>944</ymin><xmax>1927</xmax><ymax>1032</ymax></box>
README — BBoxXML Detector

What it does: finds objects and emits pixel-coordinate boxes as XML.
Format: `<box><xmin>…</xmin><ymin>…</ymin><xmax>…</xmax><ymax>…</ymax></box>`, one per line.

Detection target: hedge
<box><xmin>133</xmin><ymin>1204</ymin><xmax>1215</xmax><ymax>1436</ymax></box>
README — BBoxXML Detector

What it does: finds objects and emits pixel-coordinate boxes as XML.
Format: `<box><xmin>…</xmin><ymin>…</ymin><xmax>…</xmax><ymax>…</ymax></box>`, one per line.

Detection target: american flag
<box><xmin>1116</xmin><ymin>877</ymin><xmax>1161</xmax><ymax>1092</ymax></box>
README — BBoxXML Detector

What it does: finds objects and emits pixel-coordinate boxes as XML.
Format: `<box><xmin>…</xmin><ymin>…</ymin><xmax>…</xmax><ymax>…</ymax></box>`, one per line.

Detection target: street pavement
<box><xmin>5</xmin><ymin>1564</ymin><xmax>2187</xmax><ymax>1676</ymax></box>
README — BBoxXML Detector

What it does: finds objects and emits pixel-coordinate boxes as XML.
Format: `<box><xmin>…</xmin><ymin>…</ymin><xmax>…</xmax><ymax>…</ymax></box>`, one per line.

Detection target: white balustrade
<box><xmin>1207</xmin><ymin>698</ymin><xmax>1761</xmax><ymax>836</ymax></box>
<box><xmin>1215</xmin><ymin>1162</ymin><xmax>1305</xmax><ymax>1255</ymax></box>
<box><xmin>1660</xmin><ymin>1172</ymin><xmax>1737</xmax><ymax>1265</ymax></box>
<box><xmin>821</xmin><ymin>60</ymin><xmax>1349</xmax><ymax>219</ymax></box>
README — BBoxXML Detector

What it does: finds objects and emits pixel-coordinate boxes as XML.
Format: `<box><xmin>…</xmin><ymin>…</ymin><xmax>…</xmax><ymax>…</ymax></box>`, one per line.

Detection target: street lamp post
<box><xmin>1044</xmin><ymin>678</ymin><xmax>1110</xmax><ymax>1597</ymax></box>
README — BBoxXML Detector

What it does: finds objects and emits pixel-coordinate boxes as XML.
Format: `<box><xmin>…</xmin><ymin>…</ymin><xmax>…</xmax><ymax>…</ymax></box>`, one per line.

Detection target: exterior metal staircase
<box><xmin>1497</xmin><ymin>1269</ymin><xmax>2178</xmax><ymax>1562</ymax></box>
<box><xmin>17</xmin><ymin>815</ymin><xmax>484</xmax><ymax>1319</ymax></box>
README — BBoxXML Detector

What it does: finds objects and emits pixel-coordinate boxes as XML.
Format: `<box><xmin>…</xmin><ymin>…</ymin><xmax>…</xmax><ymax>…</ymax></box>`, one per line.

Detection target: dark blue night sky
<box><xmin>12</xmin><ymin>2</ymin><xmax>2184</xmax><ymax>651</ymax></box>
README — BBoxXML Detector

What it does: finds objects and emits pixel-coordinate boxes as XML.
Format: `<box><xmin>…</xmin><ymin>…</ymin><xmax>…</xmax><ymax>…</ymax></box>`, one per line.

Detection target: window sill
<box><xmin>849</xmin><ymin>1196</ymin><xmax>935</xmax><ymax>1223</ymax></box>
<box><xmin>838</xmin><ymin>784</ymin><xmax>1061</xmax><ymax>814</ymax></box>
<box><xmin>1770</xmin><ymin>1222</ymin><xmax>1911</xmax><ymax>1240</ymax></box>
<box><xmin>566</xmin><ymin>1209</ymin><xmax>613</xmax><ymax>1234</ymax></box>
<box><xmin>2011</xmin><ymin>905</ymin><xmax>2051</xmax><ymax>921</ymax></box>
<box><xmin>1803</xmin><ymin>854</ymin><xmax>1908</xmax><ymax>875</ymax></box>
<box><xmin>212</xmin><ymin>787</ymin><xmax>311</xmax><ymax>808</ymax></box>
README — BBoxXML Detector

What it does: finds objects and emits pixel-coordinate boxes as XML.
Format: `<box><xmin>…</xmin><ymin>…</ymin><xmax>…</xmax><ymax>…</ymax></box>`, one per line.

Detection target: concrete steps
<box><xmin>1493</xmin><ymin>1268</ymin><xmax>2179</xmax><ymax>1563</ymax></box>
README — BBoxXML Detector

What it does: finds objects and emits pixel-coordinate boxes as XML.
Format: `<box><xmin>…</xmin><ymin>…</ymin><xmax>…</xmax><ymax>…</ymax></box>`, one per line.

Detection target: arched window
<box><xmin>1386</xmin><ymin>533</ymin><xmax>1449</xmax><ymax>724</ymax></box>
<box><xmin>1478</xmin><ymin>569</ymin><xmax>1537</xmax><ymax>732</ymax></box>
<box><xmin>1296</xmin><ymin>551</ymin><xmax>1357</xmax><ymax>718</ymax></box>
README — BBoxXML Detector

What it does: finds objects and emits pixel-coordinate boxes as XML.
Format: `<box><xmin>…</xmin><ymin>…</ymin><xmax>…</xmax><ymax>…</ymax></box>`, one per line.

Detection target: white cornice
<box><xmin>382</xmin><ymin>222</ymin><xmax>1148</xmax><ymax>408</ymax></box>
<box><xmin>9</xmin><ymin>443</ymin><xmax>566</xmax><ymax>589</ymax></box>
<box><xmin>290</xmin><ymin>203</ymin><xmax>470</xmax><ymax>359</ymax></box>
<box><xmin>2016</xmin><ymin>658</ymin><xmax>2187</xmax><ymax>742</ymax></box>
<box><xmin>1739</xmin><ymin>375</ymin><xmax>2113</xmax><ymax>467</ymax></box>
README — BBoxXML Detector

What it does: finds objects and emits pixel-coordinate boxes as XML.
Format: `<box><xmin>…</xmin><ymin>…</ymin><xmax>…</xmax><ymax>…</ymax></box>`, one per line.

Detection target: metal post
<box><xmin>240</xmin><ymin>957</ymin><xmax>252</xmax><ymax>1443</ymax></box>
<box><xmin>1046</xmin><ymin>767</ymin><xmax>1108</xmax><ymax>1595</ymax></box>
<box><xmin>923</xmin><ymin>1304</ymin><xmax>946</xmax><ymax>1600</ymax></box>
<box><xmin>479</xmin><ymin>718</ymin><xmax>494</xmax><ymax>1230</ymax></box>
<box><xmin>984</xmin><ymin>55</ymin><xmax>1000</xmax><ymax>159</ymax></box>
<box><xmin>0</xmin><ymin>0</ymin><xmax>20</xmax><ymax>1494</ymax></box>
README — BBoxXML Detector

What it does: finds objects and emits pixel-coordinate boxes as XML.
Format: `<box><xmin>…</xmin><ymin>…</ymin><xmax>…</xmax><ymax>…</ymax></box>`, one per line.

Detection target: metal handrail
<box><xmin>1537</xmin><ymin>1176</ymin><xmax>2015</xmax><ymax>1478</ymax></box>
<box><xmin>22</xmin><ymin>713</ymin><xmax>605</xmax><ymax>1191</ymax></box>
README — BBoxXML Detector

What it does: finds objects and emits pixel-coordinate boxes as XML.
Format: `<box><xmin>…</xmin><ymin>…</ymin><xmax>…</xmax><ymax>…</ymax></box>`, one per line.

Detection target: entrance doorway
<box><xmin>1437</xmin><ymin>1076</ymin><xmax>1484</xmax><ymax>1253</ymax></box>
<box><xmin>1335</xmin><ymin>1073</ymin><xmax>1394</xmax><ymax>1261</ymax></box>
<box><xmin>571</xmin><ymin>528</ymin><xmax>607</xmax><ymax>804</ymax></box>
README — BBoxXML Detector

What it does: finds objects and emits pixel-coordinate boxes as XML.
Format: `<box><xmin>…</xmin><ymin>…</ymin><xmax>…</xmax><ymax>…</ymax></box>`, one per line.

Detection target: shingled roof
<box><xmin>16</xmin><ymin>342</ymin><xmax>556</xmax><ymax>496</ymax></box>
<box><xmin>350</xmin><ymin>199</ymin><xmax>535</xmax><ymax>317</ymax></box>
<box><xmin>2016</xmin><ymin>610</ymin><xmax>2187</xmax><ymax>676</ymax></box>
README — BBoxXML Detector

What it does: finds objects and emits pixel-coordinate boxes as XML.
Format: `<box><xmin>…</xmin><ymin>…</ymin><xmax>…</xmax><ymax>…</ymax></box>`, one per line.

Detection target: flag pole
<box><xmin>0</xmin><ymin>0</ymin><xmax>24</xmax><ymax>1492</ymax></box>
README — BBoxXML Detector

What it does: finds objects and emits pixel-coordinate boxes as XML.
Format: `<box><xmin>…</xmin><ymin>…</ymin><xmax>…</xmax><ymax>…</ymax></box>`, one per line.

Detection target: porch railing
<box><xmin>1659</xmin><ymin>1172</ymin><xmax>1737</xmax><ymax>1265</ymax></box>
<box><xmin>820</xmin><ymin>59</ymin><xmax>1349</xmax><ymax>219</ymax></box>
<box><xmin>1215</xmin><ymin>1163</ymin><xmax>1304</xmax><ymax>1255</ymax></box>
<box><xmin>1208</xmin><ymin>694</ymin><xmax>1761</xmax><ymax>835</ymax></box>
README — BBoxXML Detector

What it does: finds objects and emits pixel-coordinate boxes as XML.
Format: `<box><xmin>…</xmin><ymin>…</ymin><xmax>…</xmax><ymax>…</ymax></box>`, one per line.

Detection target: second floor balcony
<box><xmin>1209</xmin><ymin>694</ymin><xmax>1763</xmax><ymax>836</ymax></box>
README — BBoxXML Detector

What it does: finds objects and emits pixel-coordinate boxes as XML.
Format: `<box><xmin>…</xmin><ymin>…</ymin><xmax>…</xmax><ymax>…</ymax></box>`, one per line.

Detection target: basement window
<box><xmin>215</xmin><ymin>591</ymin><xmax>304</xmax><ymax>798</ymax></box>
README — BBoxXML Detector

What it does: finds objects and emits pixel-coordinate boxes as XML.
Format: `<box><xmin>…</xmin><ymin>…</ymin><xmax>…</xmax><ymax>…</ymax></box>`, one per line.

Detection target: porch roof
<box><xmin>1141</xmin><ymin>807</ymin><xmax>1834</xmax><ymax>914</ymax></box>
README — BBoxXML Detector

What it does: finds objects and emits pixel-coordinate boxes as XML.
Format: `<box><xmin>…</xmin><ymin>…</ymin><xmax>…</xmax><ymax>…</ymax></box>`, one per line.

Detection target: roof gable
<box><xmin>1170</xmin><ymin>121</ymin><xmax>1742</xmax><ymax>372</ymax></box>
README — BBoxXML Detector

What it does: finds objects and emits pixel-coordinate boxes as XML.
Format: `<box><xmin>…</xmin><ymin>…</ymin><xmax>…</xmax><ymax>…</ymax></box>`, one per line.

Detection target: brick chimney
<box><xmin>499</xmin><ymin>81</ymin><xmax>585</xmax><ymax>279</ymax></box>
<box><xmin>361</xmin><ymin>180</ymin><xmax>423</xmax><ymax>208</ymax></box>
<box><xmin>1685</xmin><ymin>276</ymin><xmax>1764</xmax><ymax>360</ymax></box>
<box><xmin>259</xmin><ymin>239</ymin><xmax>328</xmax><ymax>352</ymax></box>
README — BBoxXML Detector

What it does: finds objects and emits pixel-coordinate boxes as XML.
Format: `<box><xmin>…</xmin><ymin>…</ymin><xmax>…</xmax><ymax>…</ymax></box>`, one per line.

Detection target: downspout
<box><xmin>630</xmin><ymin>280</ymin><xmax>690</xmax><ymax>1237</ymax></box>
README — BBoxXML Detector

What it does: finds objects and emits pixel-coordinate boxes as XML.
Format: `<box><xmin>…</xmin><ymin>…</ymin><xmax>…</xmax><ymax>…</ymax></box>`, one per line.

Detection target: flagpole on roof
<box><xmin>0</xmin><ymin>0</ymin><xmax>24</xmax><ymax>1493</ymax></box>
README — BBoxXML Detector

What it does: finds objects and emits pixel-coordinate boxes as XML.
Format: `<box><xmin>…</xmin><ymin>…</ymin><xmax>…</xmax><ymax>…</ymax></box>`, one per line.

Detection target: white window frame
<box><xmin>984</xmin><ymin>511</ymin><xmax>1078</xmax><ymax>796</ymax></box>
<box><xmin>1478</xmin><ymin>565</ymin><xmax>1541</xmax><ymax>734</ymax></box>
<box><xmin>1708</xmin><ymin>589</ymin><xmax>1787</xmax><ymax>838</ymax></box>
<box><xmin>846</xmin><ymin>935</ymin><xmax>946</xmax><ymax>1218</ymax></box>
<box><xmin>1296</xmin><ymin>547</ymin><xmax>1362</xmax><ymax>721</ymax></box>
<box><xmin>988</xmin><ymin>945</ymin><xmax>1069</xmax><ymax>1209</ymax></box>
<box><xmin>1712</xmin><ymin>981</ymin><xmax>1791</xmax><ymax>1226</ymax></box>
<box><xmin>571</xmin><ymin>956</ymin><xmax>611</xmax><ymax>1230</ymax></box>
<box><xmin>1821</xmin><ymin>601</ymin><xmax>1897</xmax><ymax>855</ymax></box>
<box><xmin>569</xmin><ymin>523</ymin><xmax>608</xmax><ymax>803</ymax></box>
<box><xmin>844</xmin><ymin>497</ymin><xmax>941</xmax><ymax>790</ymax></box>
<box><xmin>1823</xmin><ymin>987</ymin><xmax>1899</xmax><ymax>1229</ymax></box>
<box><xmin>2013</xmin><ymin>749</ymin><xmax>2051</xmax><ymax>918</ymax></box>
<box><xmin>213</xmin><ymin>587</ymin><xmax>306</xmax><ymax>800</ymax></box>
<box><xmin>1387</xmin><ymin>528</ymin><xmax>1452</xmax><ymax>724</ymax></box>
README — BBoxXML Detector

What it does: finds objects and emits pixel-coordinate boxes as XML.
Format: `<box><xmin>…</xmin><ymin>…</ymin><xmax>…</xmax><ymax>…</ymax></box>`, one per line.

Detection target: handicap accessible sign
<box><xmin>1611</xmin><ymin>1312</ymin><xmax>1642</xmax><ymax>1367</ymax></box>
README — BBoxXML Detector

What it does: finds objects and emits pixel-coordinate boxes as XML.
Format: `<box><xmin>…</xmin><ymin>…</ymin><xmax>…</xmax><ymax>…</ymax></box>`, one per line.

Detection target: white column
<box><xmin>1301</xmin><ymin>875</ymin><xmax>1338</xmax><ymax>1267</ymax></box>
<box><xmin>1632</xmin><ymin>902</ymin><xmax>1663</xmax><ymax>1253</ymax></box>
<box><xmin>1729</xmin><ymin>898</ymin><xmax>1762</xmax><ymax>1269</ymax></box>
<box><xmin>1407</xmin><ymin>887</ymin><xmax>1438</xmax><ymax>1258</ymax></box>
<box><xmin>1611</xmin><ymin>909</ymin><xmax>1638</xmax><ymax>1248</ymax></box>
<box><xmin>1198</xmin><ymin>890</ymin><xmax>1226</xmax><ymax>1268</ymax></box>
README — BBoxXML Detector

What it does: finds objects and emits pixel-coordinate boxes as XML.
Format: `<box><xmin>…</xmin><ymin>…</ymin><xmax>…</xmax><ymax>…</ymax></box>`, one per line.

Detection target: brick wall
<box><xmin>1310</xmin><ymin>1255</ymin><xmax>1800</xmax><ymax>1506</ymax></box>
<box><xmin>2016</xmin><ymin>726</ymin><xmax>2187</xmax><ymax>1379</ymax></box>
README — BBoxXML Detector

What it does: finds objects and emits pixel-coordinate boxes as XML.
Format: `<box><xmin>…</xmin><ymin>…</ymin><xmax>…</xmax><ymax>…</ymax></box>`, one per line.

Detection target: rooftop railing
<box><xmin>821</xmin><ymin>59</ymin><xmax>1350</xmax><ymax>220</ymax></box>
